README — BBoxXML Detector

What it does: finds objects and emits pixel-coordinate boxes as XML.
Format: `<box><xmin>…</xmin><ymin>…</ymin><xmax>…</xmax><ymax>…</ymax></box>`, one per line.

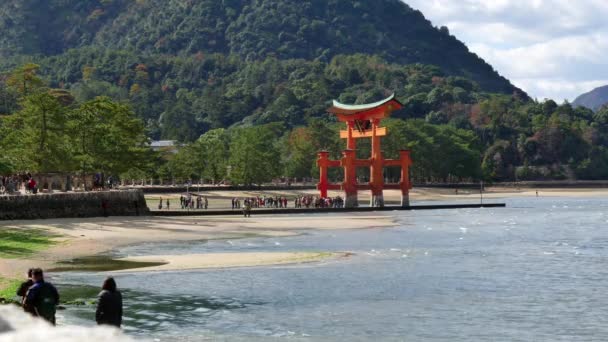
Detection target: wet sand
<box><xmin>0</xmin><ymin>214</ymin><xmax>395</xmax><ymax>279</ymax></box>
<box><xmin>116</xmin><ymin>252</ymin><xmax>348</xmax><ymax>272</ymax></box>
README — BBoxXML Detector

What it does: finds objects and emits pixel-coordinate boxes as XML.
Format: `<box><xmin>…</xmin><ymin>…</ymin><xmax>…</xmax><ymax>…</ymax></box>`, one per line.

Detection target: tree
<box><xmin>195</xmin><ymin>128</ymin><xmax>229</xmax><ymax>183</ymax></box>
<box><xmin>228</xmin><ymin>125</ymin><xmax>281</xmax><ymax>186</ymax></box>
<box><xmin>6</xmin><ymin>63</ymin><xmax>45</xmax><ymax>97</ymax></box>
<box><xmin>282</xmin><ymin>127</ymin><xmax>317</xmax><ymax>179</ymax></box>
<box><xmin>1</xmin><ymin>92</ymin><xmax>72</xmax><ymax>172</ymax></box>
<box><xmin>69</xmin><ymin>97</ymin><xmax>148</xmax><ymax>178</ymax></box>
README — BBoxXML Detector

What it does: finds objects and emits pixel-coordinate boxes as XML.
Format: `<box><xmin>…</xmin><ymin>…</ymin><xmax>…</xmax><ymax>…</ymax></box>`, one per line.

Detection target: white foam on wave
<box><xmin>0</xmin><ymin>306</ymin><xmax>136</xmax><ymax>342</ymax></box>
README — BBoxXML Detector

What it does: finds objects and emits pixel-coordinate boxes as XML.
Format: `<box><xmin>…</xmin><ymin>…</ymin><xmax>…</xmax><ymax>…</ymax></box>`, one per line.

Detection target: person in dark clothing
<box><xmin>96</xmin><ymin>277</ymin><xmax>123</xmax><ymax>328</ymax></box>
<box><xmin>16</xmin><ymin>268</ymin><xmax>34</xmax><ymax>304</ymax></box>
<box><xmin>101</xmin><ymin>199</ymin><xmax>109</xmax><ymax>217</ymax></box>
<box><xmin>23</xmin><ymin>268</ymin><xmax>60</xmax><ymax>325</ymax></box>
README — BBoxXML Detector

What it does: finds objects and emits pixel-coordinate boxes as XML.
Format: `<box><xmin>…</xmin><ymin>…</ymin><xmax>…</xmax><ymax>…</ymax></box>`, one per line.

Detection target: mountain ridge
<box><xmin>573</xmin><ymin>85</ymin><xmax>608</xmax><ymax>112</ymax></box>
<box><xmin>0</xmin><ymin>0</ymin><xmax>520</xmax><ymax>95</ymax></box>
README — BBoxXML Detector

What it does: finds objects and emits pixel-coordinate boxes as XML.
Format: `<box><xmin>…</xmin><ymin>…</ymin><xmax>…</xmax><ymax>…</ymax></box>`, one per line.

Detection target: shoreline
<box><xmin>0</xmin><ymin>213</ymin><xmax>396</xmax><ymax>284</ymax></box>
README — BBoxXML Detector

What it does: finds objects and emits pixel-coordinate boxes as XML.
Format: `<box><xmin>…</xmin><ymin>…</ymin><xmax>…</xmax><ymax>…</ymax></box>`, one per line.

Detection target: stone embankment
<box><xmin>0</xmin><ymin>190</ymin><xmax>149</xmax><ymax>221</ymax></box>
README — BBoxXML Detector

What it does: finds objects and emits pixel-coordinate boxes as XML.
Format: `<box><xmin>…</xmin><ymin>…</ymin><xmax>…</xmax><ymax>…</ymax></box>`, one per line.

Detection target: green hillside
<box><xmin>0</xmin><ymin>0</ymin><xmax>514</xmax><ymax>93</ymax></box>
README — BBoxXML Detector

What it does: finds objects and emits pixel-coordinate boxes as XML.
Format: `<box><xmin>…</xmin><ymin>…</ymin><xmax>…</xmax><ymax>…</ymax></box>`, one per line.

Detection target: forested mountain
<box><xmin>2</xmin><ymin>0</ymin><xmax>608</xmax><ymax>182</ymax></box>
<box><xmin>0</xmin><ymin>0</ymin><xmax>523</xmax><ymax>139</ymax></box>
<box><xmin>573</xmin><ymin>85</ymin><xmax>608</xmax><ymax>112</ymax></box>
<box><xmin>0</xmin><ymin>0</ymin><xmax>515</xmax><ymax>93</ymax></box>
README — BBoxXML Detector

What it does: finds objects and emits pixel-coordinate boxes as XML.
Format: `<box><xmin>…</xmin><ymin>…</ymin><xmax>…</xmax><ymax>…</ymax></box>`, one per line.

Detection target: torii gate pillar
<box><xmin>399</xmin><ymin>150</ymin><xmax>413</xmax><ymax>207</ymax></box>
<box><xmin>369</xmin><ymin>118</ymin><xmax>384</xmax><ymax>207</ymax></box>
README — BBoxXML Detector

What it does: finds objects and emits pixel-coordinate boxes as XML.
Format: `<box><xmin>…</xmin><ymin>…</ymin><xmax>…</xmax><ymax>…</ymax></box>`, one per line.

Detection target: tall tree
<box><xmin>195</xmin><ymin>128</ymin><xmax>229</xmax><ymax>183</ymax></box>
<box><xmin>69</xmin><ymin>97</ymin><xmax>148</xmax><ymax>177</ymax></box>
<box><xmin>228</xmin><ymin>125</ymin><xmax>281</xmax><ymax>186</ymax></box>
<box><xmin>0</xmin><ymin>92</ymin><xmax>71</xmax><ymax>172</ymax></box>
<box><xmin>6</xmin><ymin>63</ymin><xmax>44</xmax><ymax>97</ymax></box>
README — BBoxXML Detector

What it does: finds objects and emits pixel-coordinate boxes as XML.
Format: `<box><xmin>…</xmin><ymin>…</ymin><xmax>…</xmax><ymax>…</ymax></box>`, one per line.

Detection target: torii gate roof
<box><xmin>328</xmin><ymin>93</ymin><xmax>403</xmax><ymax>116</ymax></box>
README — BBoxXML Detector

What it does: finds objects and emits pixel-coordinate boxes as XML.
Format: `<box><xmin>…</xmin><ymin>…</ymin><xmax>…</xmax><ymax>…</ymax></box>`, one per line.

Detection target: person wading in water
<box><xmin>96</xmin><ymin>277</ymin><xmax>123</xmax><ymax>328</ymax></box>
<box><xmin>23</xmin><ymin>268</ymin><xmax>60</xmax><ymax>325</ymax></box>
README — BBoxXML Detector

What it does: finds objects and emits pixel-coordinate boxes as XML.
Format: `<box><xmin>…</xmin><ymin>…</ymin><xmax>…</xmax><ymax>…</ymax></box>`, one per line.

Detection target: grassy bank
<box><xmin>0</xmin><ymin>228</ymin><xmax>61</xmax><ymax>302</ymax></box>
<box><xmin>0</xmin><ymin>277</ymin><xmax>20</xmax><ymax>301</ymax></box>
<box><xmin>0</xmin><ymin>228</ymin><xmax>60</xmax><ymax>259</ymax></box>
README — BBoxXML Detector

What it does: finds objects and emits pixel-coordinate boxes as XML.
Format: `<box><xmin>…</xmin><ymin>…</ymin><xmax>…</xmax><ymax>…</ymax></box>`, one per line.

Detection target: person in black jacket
<box><xmin>16</xmin><ymin>268</ymin><xmax>34</xmax><ymax>304</ymax></box>
<box><xmin>95</xmin><ymin>277</ymin><xmax>123</xmax><ymax>328</ymax></box>
<box><xmin>23</xmin><ymin>268</ymin><xmax>60</xmax><ymax>325</ymax></box>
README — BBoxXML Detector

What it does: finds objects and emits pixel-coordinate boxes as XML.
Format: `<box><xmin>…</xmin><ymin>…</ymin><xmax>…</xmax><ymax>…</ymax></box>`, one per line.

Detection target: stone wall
<box><xmin>0</xmin><ymin>190</ymin><xmax>149</xmax><ymax>221</ymax></box>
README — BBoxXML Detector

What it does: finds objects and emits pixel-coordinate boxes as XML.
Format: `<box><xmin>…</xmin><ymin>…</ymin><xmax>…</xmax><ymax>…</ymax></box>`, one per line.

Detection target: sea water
<box><xmin>54</xmin><ymin>197</ymin><xmax>608</xmax><ymax>341</ymax></box>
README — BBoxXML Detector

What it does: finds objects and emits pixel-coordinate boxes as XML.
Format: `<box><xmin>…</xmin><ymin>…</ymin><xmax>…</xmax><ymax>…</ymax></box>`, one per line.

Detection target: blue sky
<box><xmin>405</xmin><ymin>0</ymin><xmax>608</xmax><ymax>102</ymax></box>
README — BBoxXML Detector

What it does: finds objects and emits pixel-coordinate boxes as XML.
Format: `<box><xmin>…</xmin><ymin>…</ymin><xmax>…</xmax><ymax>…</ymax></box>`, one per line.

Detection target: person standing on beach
<box><xmin>96</xmin><ymin>277</ymin><xmax>123</xmax><ymax>328</ymax></box>
<box><xmin>166</xmin><ymin>198</ymin><xmax>170</xmax><ymax>210</ymax></box>
<box><xmin>23</xmin><ymin>268</ymin><xmax>60</xmax><ymax>325</ymax></box>
<box><xmin>158</xmin><ymin>197</ymin><xmax>163</xmax><ymax>210</ymax></box>
<box><xmin>16</xmin><ymin>268</ymin><xmax>34</xmax><ymax>304</ymax></box>
<box><xmin>102</xmin><ymin>199</ymin><xmax>109</xmax><ymax>217</ymax></box>
<box><xmin>243</xmin><ymin>200</ymin><xmax>252</xmax><ymax>217</ymax></box>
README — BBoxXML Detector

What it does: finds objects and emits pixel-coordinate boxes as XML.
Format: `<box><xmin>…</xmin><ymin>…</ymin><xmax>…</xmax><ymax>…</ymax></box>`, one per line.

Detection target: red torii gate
<box><xmin>317</xmin><ymin>94</ymin><xmax>413</xmax><ymax>208</ymax></box>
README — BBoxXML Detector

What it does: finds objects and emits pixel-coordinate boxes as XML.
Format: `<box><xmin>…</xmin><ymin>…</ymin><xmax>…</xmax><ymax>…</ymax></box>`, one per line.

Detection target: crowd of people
<box><xmin>231</xmin><ymin>196</ymin><xmax>289</xmax><ymax>209</ymax></box>
<box><xmin>0</xmin><ymin>173</ymin><xmax>38</xmax><ymax>195</ymax></box>
<box><xmin>177</xmin><ymin>195</ymin><xmax>208</xmax><ymax>210</ymax></box>
<box><xmin>147</xmin><ymin>194</ymin><xmax>348</xmax><ymax>212</ymax></box>
<box><xmin>15</xmin><ymin>268</ymin><xmax>122</xmax><ymax>328</ymax></box>
<box><xmin>156</xmin><ymin>195</ymin><xmax>209</xmax><ymax>210</ymax></box>
<box><xmin>295</xmin><ymin>195</ymin><xmax>344</xmax><ymax>208</ymax></box>
<box><xmin>230</xmin><ymin>195</ymin><xmax>345</xmax><ymax>210</ymax></box>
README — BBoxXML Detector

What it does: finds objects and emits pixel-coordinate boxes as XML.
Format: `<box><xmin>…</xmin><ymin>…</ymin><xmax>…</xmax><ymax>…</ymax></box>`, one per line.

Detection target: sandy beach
<box><xmin>115</xmin><ymin>252</ymin><xmax>349</xmax><ymax>272</ymax></box>
<box><xmin>0</xmin><ymin>213</ymin><xmax>395</xmax><ymax>279</ymax></box>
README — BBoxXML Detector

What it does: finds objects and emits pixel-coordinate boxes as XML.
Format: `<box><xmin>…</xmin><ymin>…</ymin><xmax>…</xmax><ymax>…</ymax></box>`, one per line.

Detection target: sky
<box><xmin>404</xmin><ymin>0</ymin><xmax>608</xmax><ymax>102</ymax></box>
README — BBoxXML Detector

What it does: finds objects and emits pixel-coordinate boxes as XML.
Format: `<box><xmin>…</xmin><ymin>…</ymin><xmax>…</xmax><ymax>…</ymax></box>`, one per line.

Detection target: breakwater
<box><xmin>0</xmin><ymin>190</ymin><xmax>149</xmax><ymax>221</ymax></box>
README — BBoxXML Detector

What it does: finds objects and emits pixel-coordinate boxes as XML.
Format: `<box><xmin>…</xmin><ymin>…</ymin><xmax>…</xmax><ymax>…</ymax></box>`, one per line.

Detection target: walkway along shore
<box><xmin>152</xmin><ymin>203</ymin><xmax>507</xmax><ymax>217</ymax></box>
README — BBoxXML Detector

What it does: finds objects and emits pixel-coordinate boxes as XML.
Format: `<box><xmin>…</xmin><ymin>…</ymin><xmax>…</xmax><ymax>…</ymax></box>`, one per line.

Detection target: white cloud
<box><xmin>404</xmin><ymin>0</ymin><xmax>608</xmax><ymax>101</ymax></box>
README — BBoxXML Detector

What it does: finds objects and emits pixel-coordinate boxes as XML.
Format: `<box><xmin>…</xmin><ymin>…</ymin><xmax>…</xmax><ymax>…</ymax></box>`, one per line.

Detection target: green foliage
<box><xmin>0</xmin><ymin>0</ymin><xmax>516</xmax><ymax>94</ymax></box>
<box><xmin>1</xmin><ymin>91</ymin><xmax>72</xmax><ymax>172</ymax></box>
<box><xmin>0</xmin><ymin>65</ymin><xmax>150</xmax><ymax>176</ymax></box>
<box><xmin>69</xmin><ymin>97</ymin><xmax>149</xmax><ymax>175</ymax></box>
<box><xmin>228</xmin><ymin>125</ymin><xmax>282</xmax><ymax>186</ymax></box>
<box><xmin>196</xmin><ymin>129</ymin><xmax>229</xmax><ymax>182</ymax></box>
<box><xmin>383</xmin><ymin>119</ymin><xmax>482</xmax><ymax>182</ymax></box>
<box><xmin>5</xmin><ymin>63</ymin><xmax>45</xmax><ymax>97</ymax></box>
